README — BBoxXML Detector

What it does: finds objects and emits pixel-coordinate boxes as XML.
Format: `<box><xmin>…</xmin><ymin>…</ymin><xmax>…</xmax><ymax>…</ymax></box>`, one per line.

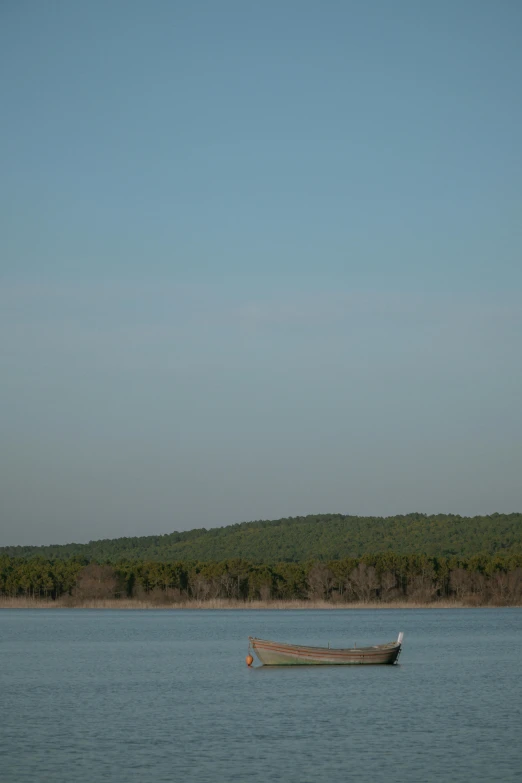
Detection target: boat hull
<box><xmin>249</xmin><ymin>637</ymin><xmax>402</xmax><ymax>665</ymax></box>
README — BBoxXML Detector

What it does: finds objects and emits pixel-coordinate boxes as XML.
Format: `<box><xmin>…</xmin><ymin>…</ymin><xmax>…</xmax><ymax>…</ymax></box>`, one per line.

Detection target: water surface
<box><xmin>1</xmin><ymin>608</ymin><xmax>521</xmax><ymax>782</ymax></box>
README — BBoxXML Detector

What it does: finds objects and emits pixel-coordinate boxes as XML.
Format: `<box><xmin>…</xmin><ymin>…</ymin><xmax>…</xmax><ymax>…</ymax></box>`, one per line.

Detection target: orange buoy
<box><xmin>246</xmin><ymin>654</ymin><xmax>254</xmax><ymax>667</ymax></box>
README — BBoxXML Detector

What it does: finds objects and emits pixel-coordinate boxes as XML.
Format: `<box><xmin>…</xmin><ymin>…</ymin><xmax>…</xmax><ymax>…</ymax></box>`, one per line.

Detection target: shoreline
<box><xmin>1</xmin><ymin>597</ymin><xmax>520</xmax><ymax>610</ymax></box>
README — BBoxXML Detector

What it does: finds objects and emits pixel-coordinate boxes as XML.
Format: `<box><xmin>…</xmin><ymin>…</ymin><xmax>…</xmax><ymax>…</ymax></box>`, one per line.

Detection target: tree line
<box><xmin>2</xmin><ymin>513</ymin><xmax>522</xmax><ymax>563</ymax></box>
<box><xmin>2</xmin><ymin>553</ymin><xmax>522</xmax><ymax>605</ymax></box>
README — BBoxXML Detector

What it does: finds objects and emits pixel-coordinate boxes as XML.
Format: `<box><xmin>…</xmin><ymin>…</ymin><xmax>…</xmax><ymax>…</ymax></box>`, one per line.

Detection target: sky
<box><xmin>1</xmin><ymin>0</ymin><xmax>521</xmax><ymax>546</ymax></box>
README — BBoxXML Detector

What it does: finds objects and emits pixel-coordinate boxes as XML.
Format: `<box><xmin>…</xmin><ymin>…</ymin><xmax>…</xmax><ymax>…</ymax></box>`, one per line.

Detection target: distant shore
<box><xmin>1</xmin><ymin>597</ymin><xmax>519</xmax><ymax>610</ymax></box>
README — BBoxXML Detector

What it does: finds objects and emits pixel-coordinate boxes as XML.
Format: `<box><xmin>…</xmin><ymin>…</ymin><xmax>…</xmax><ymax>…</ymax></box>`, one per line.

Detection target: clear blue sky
<box><xmin>1</xmin><ymin>0</ymin><xmax>521</xmax><ymax>545</ymax></box>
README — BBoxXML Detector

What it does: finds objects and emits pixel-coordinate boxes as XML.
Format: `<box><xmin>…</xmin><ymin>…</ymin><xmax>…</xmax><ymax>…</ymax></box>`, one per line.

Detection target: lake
<box><xmin>1</xmin><ymin>608</ymin><xmax>521</xmax><ymax>782</ymax></box>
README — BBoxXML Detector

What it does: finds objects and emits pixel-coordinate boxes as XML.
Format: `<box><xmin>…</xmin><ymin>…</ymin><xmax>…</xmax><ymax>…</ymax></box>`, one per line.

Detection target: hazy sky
<box><xmin>1</xmin><ymin>1</ymin><xmax>521</xmax><ymax>546</ymax></box>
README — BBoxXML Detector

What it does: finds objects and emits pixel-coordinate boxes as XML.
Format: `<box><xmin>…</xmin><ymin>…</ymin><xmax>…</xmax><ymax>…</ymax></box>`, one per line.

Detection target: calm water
<box><xmin>1</xmin><ymin>608</ymin><xmax>521</xmax><ymax>783</ymax></box>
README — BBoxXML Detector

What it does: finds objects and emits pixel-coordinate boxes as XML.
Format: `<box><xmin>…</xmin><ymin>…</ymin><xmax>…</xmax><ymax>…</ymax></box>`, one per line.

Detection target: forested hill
<box><xmin>2</xmin><ymin>513</ymin><xmax>521</xmax><ymax>563</ymax></box>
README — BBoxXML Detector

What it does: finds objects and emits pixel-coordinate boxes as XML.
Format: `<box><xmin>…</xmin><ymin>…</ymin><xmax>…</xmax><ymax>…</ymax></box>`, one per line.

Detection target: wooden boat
<box><xmin>248</xmin><ymin>632</ymin><xmax>403</xmax><ymax>666</ymax></box>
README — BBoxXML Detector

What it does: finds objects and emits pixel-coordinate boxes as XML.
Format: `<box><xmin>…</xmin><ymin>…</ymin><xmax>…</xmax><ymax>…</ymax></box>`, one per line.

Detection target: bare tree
<box><xmin>491</xmin><ymin>568</ymin><xmax>522</xmax><ymax>605</ymax></box>
<box><xmin>347</xmin><ymin>563</ymin><xmax>379</xmax><ymax>602</ymax></box>
<box><xmin>506</xmin><ymin>568</ymin><xmax>522</xmax><ymax>604</ymax></box>
<box><xmin>74</xmin><ymin>564</ymin><xmax>118</xmax><ymax>600</ymax></box>
<box><xmin>408</xmin><ymin>574</ymin><xmax>439</xmax><ymax>602</ymax></box>
<box><xmin>191</xmin><ymin>575</ymin><xmax>212</xmax><ymax>601</ymax></box>
<box><xmin>449</xmin><ymin>568</ymin><xmax>471</xmax><ymax>600</ymax></box>
<box><xmin>219</xmin><ymin>573</ymin><xmax>235</xmax><ymax>599</ymax></box>
<box><xmin>259</xmin><ymin>584</ymin><xmax>272</xmax><ymax>602</ymax></box>
<box><xmin>380</xmin><ymin>570</ymin><xmax>399</xmax><ymax>602</ymax></box>
<box><xmin>307</xmin><ymin>563</ymin><xmax>334</xmax><ymax>600</ymax></box>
